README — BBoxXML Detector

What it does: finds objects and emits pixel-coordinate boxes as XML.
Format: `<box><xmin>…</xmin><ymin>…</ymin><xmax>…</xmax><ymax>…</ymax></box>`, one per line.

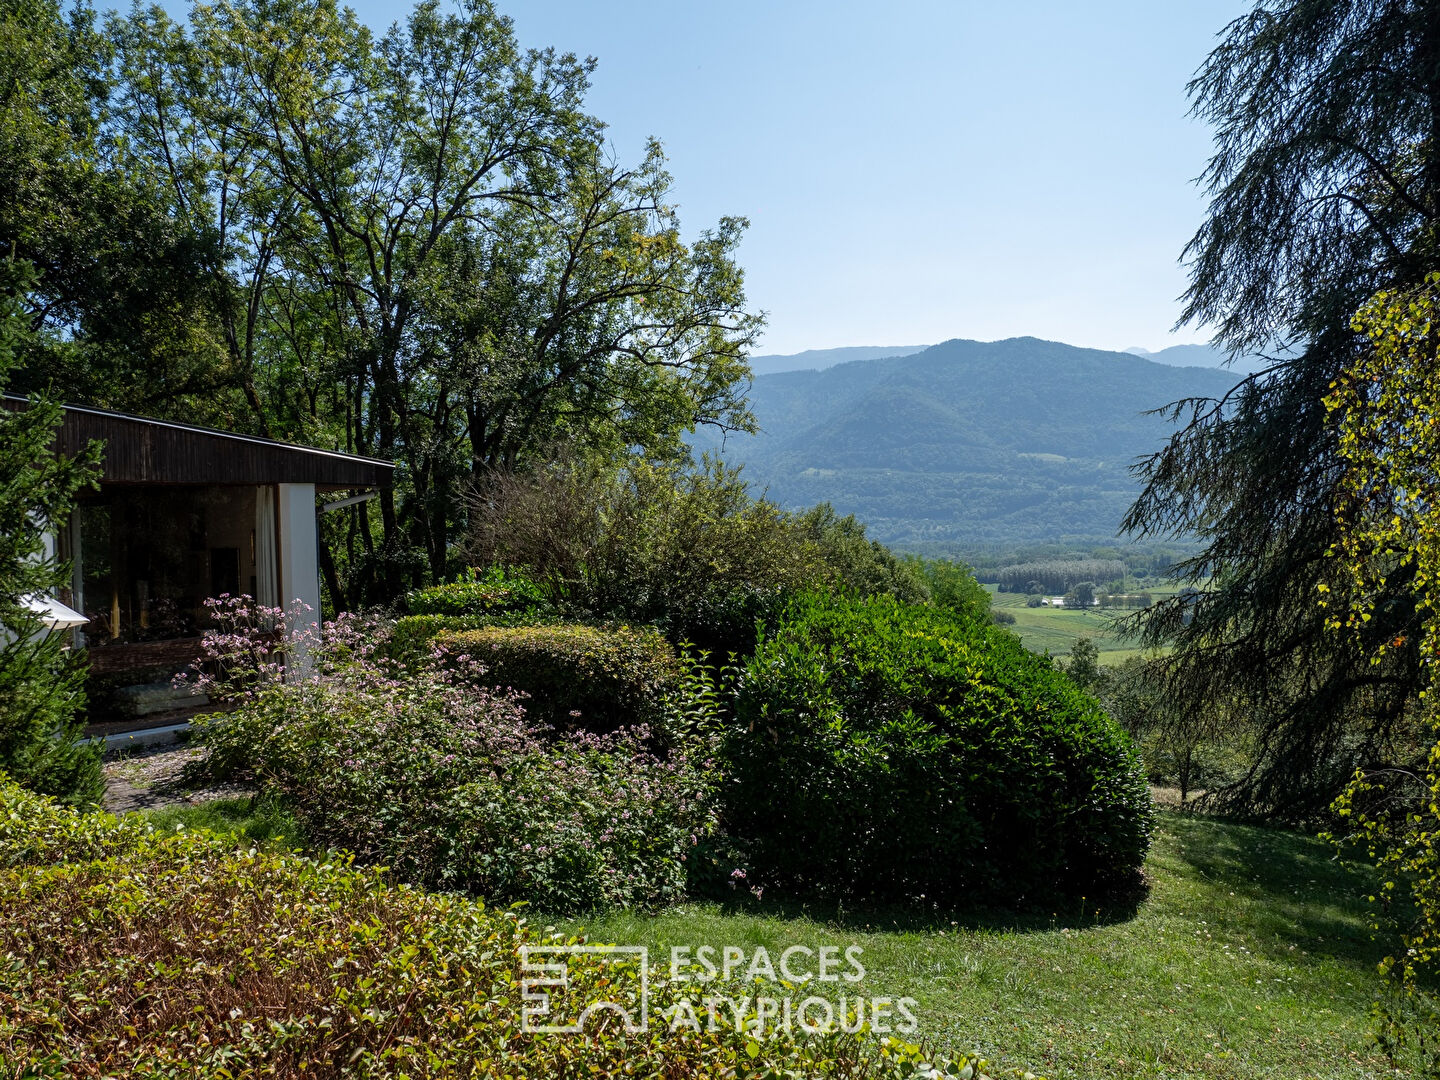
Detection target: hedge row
<box><xmin>404</xmin><ymin>566</ymin><xmax>553</xmax><ymax>619</ymax></box>
<box><xmin>0</xmin><ymin>778</ymin><xmax>1041</xmax><ymax>1080</ymax></box>
<box><xmin>437</xmin><ymin>622</ymin><xmax>684</xmax><ymax>732</ymax></box>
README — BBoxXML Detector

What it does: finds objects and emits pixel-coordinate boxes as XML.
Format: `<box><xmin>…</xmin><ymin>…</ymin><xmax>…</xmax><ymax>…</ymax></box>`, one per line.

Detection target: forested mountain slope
<box><xmin>702</xmin><ymin>337</ymin><xmax>1243</xmax><ymax>546</ymax></box>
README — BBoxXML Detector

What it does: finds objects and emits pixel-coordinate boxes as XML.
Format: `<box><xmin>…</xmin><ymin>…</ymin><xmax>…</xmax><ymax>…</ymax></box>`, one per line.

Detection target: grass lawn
<box><xmin>141</xmin><ymin>799</ymin><xmax>1402</xmax><ymax>1077</ymax></box>
<box><xmin>988</xmin><ymin>585</ymin><xmax>1170</xmax><ymax>665</ymax></box>
<box><xmin>559</xmin><ymin>812</ymin><xmax>1403</xmax><ymax>1080</ymax></box>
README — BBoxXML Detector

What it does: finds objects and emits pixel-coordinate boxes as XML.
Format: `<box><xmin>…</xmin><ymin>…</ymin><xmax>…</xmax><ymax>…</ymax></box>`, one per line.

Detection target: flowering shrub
<box><xmin>0</xmin><ymin>778</ymin><xmax>1041</xmax><ymax>1079</ymax></box>
<box><xmin>187</xmin><ymin>599</ymin><xmax>717</xmax><ymax>910</ymax></box>
<box><xmin>436</xmin><ymin>622</ymin><xmax>685</xmax><ymax>733</ymax></box>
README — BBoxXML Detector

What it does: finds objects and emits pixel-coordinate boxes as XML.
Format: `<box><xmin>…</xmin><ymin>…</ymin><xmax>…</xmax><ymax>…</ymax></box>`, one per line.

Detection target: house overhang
<box><xmin>4</xmin><ymin>396</ymin><xmax>394</xmax><ymax>490</ymax></box>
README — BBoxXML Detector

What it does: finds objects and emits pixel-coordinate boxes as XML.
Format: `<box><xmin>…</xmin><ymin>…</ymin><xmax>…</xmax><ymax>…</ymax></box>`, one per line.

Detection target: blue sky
<box><xmin>164</xmin><ymin>0</ymin><xmax>1255</xmax><ymax>355</ymax></box>
<box><xmin>485</xmin><ymin>1</ymin><xmax>1256</xmax><ymax>356</ymax></box>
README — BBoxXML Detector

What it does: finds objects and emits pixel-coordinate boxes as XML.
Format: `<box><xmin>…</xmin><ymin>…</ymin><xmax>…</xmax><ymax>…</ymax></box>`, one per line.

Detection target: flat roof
<box><xmin>4</xmin><ymin>395</ymin><xmax>395</xmax><ymax>489</ymax></box>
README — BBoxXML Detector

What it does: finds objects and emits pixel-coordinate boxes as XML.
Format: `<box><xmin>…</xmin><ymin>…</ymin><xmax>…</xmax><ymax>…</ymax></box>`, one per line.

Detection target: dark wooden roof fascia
<box><xmin>3</xmin><ymin>395</ymin><xmax>394</xmax><ymax>489</ymax></box>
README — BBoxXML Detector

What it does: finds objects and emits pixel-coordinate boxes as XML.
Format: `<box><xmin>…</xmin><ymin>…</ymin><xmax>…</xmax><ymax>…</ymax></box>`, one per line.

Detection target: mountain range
<box><xmin>747</xmin><ymin>339</ymin><xmax>1266</xmax><ymax>378</ymax></box>
<box><xmin>700</xmin><ymin>337</ymin><xmax>1248</xmax><ymax>549</ymax></box>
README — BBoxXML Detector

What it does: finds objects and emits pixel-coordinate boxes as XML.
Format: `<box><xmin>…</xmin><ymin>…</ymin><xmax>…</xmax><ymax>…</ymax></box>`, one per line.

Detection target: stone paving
<box><xmin>102</xmin><ymin>744</ymin><xmax>255</xmax><ymax>815</ymax></box>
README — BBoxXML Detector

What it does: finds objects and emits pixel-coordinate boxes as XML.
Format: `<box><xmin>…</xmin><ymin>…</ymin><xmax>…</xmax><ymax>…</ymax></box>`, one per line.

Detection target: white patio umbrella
<box><xmin>21</xmin><ymin>594</ymin><xmax>88</xmax><ymax>631</ymax></box>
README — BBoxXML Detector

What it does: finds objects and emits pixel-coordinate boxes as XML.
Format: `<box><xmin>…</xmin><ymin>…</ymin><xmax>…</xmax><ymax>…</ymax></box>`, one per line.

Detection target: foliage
<box><xmin>724</xmin><ymin>592</ymin><xmax>1154</xmax><ymax>906</ymax></box>
<box><xmin>437</xmin><ymin>622</ymin><xmax>685</xmax><ymax>734</ymax></box>
<box><xmin>385</xmin><ymin>613</ymin><xmax>499</xmax><ymax>661</ymax></box>
<box><xmin>0</xmin><ymin>777</ymin><xmax>1033</xmax><ymax>1079</ymax></box>
<box><xmin>187</xmin><ymin>599</ymin><xmax>713</xmax><ymax>912</ymax></box>
<box><xmin>134</xmin><ymin>795</ymin><xmax>304</xmax><ymax>851</ymax></box>
<box><xmin>0</xmin><ymin>262</ymin><xmax>102</xmax><ymax>807</ymax></box>
<box><xmin>1098</xmin><ymin>656</ymin><xmax>1247</xmax><ymax>802</ymax></box>
<box><xmin>1120</xmin><ymin>0</ymin><xmax>1440</xmax><ymax>821</ymax></box>
<box><xmin>1324</xmin><ymin>275</ymin><xmax>1440</xmax><ymax>1073</ymax></box>
<box><xmin>468</xmin><ymin>454</ymin><xmax>929</xmax><ymax>656</ymax></box>
<box><xmin>0</xmin><ymin>0</ymin><xmax>229</xmax><ymax>417</ymax></box>
<box><xmin>792</xmin><ymin>504</ymin><xmax>929</xmax><ymax>604</ymax></box>
<box><xmin>405</xmin><ymin>565</ymin><xmax>552</xmax><ymax>619</ymax></box>
<box><xmin>1062</xmin><ymin>581</ymin><xmax>1095</xmax><ymax>610</ymax></box>
<box><xmin>908</xmin><ymin>555</ymin><xmax>992</xmax><ymax>620</ymax></box>
<box><xmin>95</xmin><ymin>0</ymin><xmax>762</xmax><ymax>600</ymax></box>
<box><xmin>1063</xmin><ymin>637</ymin><xmax>1102</xmax><ymax>692</ymax></box>
<box><xmin>1330</xmin><ymin>753</ymin><xmax>1440</xmax><ymax>1072</ymax></box>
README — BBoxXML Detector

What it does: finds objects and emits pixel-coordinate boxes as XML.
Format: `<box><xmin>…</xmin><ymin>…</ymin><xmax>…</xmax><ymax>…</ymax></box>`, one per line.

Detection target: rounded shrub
<box><xmin>437</xmin><ymin>622</ymin><xmax>683</xmax><ymax>732</ymax></box>
<box><xmin>725</xmin><ymin>592</ymin><xmax>1153</xmax><ymax>907</ymax></box>
<box><xmin>385</xmin><ymin>612</ymin><xmax>496</xmax><ymax>662</ymax></box>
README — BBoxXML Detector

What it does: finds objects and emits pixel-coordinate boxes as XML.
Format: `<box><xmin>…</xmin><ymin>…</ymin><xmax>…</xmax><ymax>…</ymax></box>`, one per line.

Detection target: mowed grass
<box><xmin>988</xmin><ymin>585</ymin><xmax>1170</xmax><ymax>665</ymax></box>
<box><xmin>563</xmin><ymin>812</ymin><xmax>1404</xmax><ymax>1080</ymax></box>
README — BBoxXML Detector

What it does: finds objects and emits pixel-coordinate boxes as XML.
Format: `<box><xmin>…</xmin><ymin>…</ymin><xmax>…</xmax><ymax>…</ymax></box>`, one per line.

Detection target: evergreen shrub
<box><xmin>0</xmin><ymin>777</ymin><xmax>1039</xmax><ymax>1079</ymax></box>
<box><xmin>438</xmin><ymin>622</ymin><xmax>684</xmax><ymax>732</ymax></box>
<box><xmin>725</xmin><ymin>592</ymin><xmax>1153</xmax><ymax>906</ymax></box>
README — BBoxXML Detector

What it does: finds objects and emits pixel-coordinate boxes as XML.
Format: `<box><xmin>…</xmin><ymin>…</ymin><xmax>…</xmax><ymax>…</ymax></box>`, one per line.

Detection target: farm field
<box><xmin>565</xmin><ymin>812</ymin><xmax>1400</xmax><ymax>1080</ymax></box>
<box><xmin>988</xmin><ymin>585</ymin><xmax>1173</xmax><ymax>663</ymax></box>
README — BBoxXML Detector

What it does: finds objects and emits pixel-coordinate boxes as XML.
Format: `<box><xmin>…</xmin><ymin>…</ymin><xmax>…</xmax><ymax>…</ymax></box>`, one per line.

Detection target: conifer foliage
<box><xmin>0</xmin><ymin>263</ymin><xmax>102</xmax><ymax>806</ymax></box>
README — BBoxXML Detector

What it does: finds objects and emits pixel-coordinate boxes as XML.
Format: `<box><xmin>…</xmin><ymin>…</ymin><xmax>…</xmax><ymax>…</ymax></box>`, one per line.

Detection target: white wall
<box><xmin>276</xmin><ymin>482</ymin><xmax>320</xmax><ymax>679</ymax></box>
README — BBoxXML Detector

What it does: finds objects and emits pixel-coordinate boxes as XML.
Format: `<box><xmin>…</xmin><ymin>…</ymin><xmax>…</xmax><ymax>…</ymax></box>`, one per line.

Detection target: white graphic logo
<box><xmin>519</xmin><ymin>944</ymin><xmax>649</xmax><ymax>1033</ymax></box>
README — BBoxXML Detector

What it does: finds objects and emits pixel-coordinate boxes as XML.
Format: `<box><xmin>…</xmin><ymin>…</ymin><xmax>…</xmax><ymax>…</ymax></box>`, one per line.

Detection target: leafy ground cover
<box><xmin>0</xmin><ymin>779</ymin><xmax>1025</xmax><ymax>1080</ymax></box>
<box><xmin>563</xmin><ymin>811</ymin><xmax>1407</xmax><ymax>1080</ymax></box>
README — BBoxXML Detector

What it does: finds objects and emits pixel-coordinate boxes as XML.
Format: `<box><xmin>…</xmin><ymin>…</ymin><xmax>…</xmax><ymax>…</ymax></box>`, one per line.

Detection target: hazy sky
<box><xmin>165</xmin><ymin>0</ymin><xmax>1257</xmax><ymax>355</ymax></box>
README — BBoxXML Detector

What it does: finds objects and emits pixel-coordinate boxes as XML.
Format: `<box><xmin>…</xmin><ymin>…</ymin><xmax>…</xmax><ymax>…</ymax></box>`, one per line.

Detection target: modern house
<box><xmin>8</xmin><ymin>397</ymin><xmax>393</xmax><ymax>729</ymax></box>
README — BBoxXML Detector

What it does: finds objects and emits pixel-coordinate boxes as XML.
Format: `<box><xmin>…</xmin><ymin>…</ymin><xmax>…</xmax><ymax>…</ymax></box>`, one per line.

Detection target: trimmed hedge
<box><xmin>405</xmin><ymin>566</ymin><xmax>553</xmax><ymax>619</ymax></box>
<box><xmin>0</xmin><ymin>777</ymin><xmax>1041</xmax><ymax>1079</ymax></box>
<box><xmin>387</xmin><ymin>612</ymin><xmax>495</xmax><ymax>661</ymax></box>
<box><xmin>725</xmin><ymin>592</ymin><xmax>1154</xmax><ymax>907</ymax></box>
<box><xmin>437</xmin><ymin>622</ymin><xmax>684</xmax><ymax>732</ymax></box>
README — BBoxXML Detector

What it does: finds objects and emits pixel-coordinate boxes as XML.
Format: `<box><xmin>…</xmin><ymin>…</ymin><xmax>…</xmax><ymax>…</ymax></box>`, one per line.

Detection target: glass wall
<box><xmin>65</xmin><ymin>486</ymin><xmax>269</xmax><ymax>646</ymax></box>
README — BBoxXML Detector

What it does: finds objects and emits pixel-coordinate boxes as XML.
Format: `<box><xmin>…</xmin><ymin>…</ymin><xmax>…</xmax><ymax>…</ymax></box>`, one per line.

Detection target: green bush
<box><xmin>405</xmin><ymin>564</ymin><xmax>552</xmax><ymax>618</ymax></box>
<box><xmin>467</xmin><ymin>456</ymin><xmax>935</xmax><ymax>657</ymax></box>
<box><xmin>386</xmin><ymin>612</ymin><xmax>495</xmax><ymax>662</ymax></box>
<box><xmin>725</xmin><ymin>592</ymin><xmax>1153</xmax><ymax>907</ymax></box>
<box><xmin>906</xmin><ymin>555</ymin><xmax>992</xmax><ymax>621</ymax></box>
<box><xmin>189</xmin><ymin>607</ymin><xmax>713</xmax><ymax>911</ymax></box>
<box><xmin>795</xmin><ymin>504</ymin><xmax>930</xmax><ymax>604</ymax></box>
<box><xmin>438</xmin><ymin>622</ymin><xmax>684</xmax><ymax>733</ymax></box>
<box><xmin>0</xmin><ymin>777</ymin><xmax>1038</xmax><ymax>1079</ymax></box>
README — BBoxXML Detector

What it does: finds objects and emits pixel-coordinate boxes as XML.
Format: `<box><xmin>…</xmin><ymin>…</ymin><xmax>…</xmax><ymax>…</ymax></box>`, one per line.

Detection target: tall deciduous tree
<box><xmin>1326</xmin><ymin>276</ymin><xmax>1440</xmax><ymax>1075</ymax></box>
<box><xmin>110</xmin><ymin>0</ymin><xmax>760</xmax><ymax>603</ymax></box>
<box><xmin>1123</xmin><ymin>0</ymin><xmax>1440</xmax><ymax>818</ymax></box>
<box><xmin>0</xmin><ymin>0</ymin><xmax>229</xmax><ymax>416</ymax></box>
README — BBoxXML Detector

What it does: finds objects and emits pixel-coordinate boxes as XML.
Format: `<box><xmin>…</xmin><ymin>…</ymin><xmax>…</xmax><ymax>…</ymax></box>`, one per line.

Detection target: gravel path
<box><xmin>102</xmin><ymin>744</ymin><xmax>256</xmax><ymax>815</ymax></box>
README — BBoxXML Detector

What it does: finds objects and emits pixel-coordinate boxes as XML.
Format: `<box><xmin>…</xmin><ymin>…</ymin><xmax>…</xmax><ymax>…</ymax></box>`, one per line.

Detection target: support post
<box><xmin>276</xmin><ymin>482</ymin><xmax>321</xmax><ymax>679</ymax></box>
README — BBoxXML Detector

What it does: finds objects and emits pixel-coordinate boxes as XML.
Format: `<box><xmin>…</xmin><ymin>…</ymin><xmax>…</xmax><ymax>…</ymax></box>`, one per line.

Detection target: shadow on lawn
<box><xmin>688</xmin><ymin>871</ymin><xmax>1150</xmax><ymax>936</ymax></box>
<box><xmin>1160</xmin><ymin>811</ymin><xmax>1385</xmax><ymax>969</ymax></box>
